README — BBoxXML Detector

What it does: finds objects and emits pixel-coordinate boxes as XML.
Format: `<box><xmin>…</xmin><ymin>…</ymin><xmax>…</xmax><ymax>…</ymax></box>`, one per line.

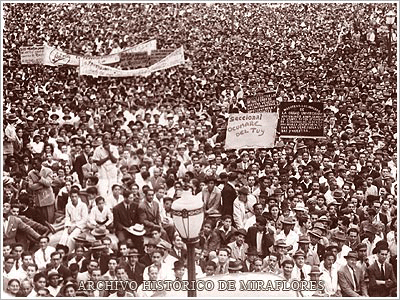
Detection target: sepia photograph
<box><xmin>1</xmin><ymin>1</ymin><xmax>398</xmax><ymax>298</ymax></box>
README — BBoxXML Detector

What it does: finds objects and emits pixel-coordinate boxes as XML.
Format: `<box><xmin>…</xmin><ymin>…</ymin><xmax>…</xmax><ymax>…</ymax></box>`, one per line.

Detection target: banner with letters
<box><xmin>79</xmin><ymin>46</ymin><xmax>185</xmax><ymax>77</ymax></box>
<box><xmin>42</xmin><ymin>39</ymin><xmax>157</xmax><ymax>66</ymax></box>
<box><xmin>278</xmin><ymin>102</ymin><xmax>324</xmax><ymax>138</ymax></box>
<box><xmin>20</xmin><ymin>45</ymin><xmax>44</xmax><ymax>64</ymax></box>
<box><xmin>246</xmin><ymin>93</ymin><xmax>277</xmax><ymax>113</ymax></box>
<box><xmin>79</xmin><ymin>59</ymin><xmax>150</xmax><ymax>77</ymax></box>
<box><xmin>225</xmin><ymin>113</ymin><xmax>278</xmax><ymax>149</ymax></box>
<box><xmin>149</xmin><ymin>46</ymin><xmax>185</xmax><ymax>73</ymax></box>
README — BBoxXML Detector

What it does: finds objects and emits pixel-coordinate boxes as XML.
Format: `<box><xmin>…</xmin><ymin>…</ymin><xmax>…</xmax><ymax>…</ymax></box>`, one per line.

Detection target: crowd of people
<box><xmin>2</xmin><ymin>2</ymin><xmax>398</xmax><ymax>298</ymax></box>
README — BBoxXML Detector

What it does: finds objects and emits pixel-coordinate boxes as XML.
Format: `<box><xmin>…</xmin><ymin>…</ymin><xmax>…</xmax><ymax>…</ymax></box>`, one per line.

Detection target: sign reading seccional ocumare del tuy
<box><xmin>278</xmin><ymin>102</ymin><xmax>324</xmax><ymax>138</ymax></box>
<box><xmin>225</xmin><ymin>113</ymin><xmax>279</xmax><ymax>149</ymax></box>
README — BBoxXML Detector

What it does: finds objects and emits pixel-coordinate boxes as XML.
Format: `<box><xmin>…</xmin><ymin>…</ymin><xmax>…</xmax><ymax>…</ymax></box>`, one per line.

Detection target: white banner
<box><xmin>79</xmin><ymin>59</ymin><xmax>150</xmax><ymax>77</ymax></box>
<box><xmin>225</xmin><ymin>113</ymin><xmax>278</xmax><ymax>149</ymax></box>
<box><xmin>79</xmin><ymin>45</ymin><xmax>185</xmax><ymax>78</ymax></box>
<box><xmin>122</xmin><ymin>39</ymin><xmax>157</xmax><ymax>54</ymax></box>
<box><xmin>149</xmin><ymin>46</ymin><xmax>185</xmax><ymax>72</ymax></box>
<box><xmin>42</xmin><ymin>39</ymin><xmax>157</xmax><ymax>66</ymax></box>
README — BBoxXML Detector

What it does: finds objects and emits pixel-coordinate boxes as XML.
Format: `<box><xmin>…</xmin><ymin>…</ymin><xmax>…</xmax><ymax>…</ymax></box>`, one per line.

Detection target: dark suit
<box><xmin>221</xmin><ymin>183</ymin><xmax>237</xmax><ymax>217</ymax></box>
<box><xmin>45</xmin><ymin>264</ymin><xmax>72</xmax><ymax>283</ymax></box>
<box><xmin>81</xmin><ymin>254</ymin><xmax>110</xmax><ymax>275</ymax></box>
<box><xmin>137</xmin><ymin>200</ymin><xmax>162</xmax><ymax>233</ymax></box>
<box><xmin>246</xmin><ymin>226</ymin><xmax>274</xmax><ymax>258</ymax></box>
<box><xmin>170</xmin><ymin>247</ymin><xmax>188</xmax><ymax>261</ymax></box>
<box><xmin>215</xmin><ymin>226</ymin><xmax>237</xmax><ymax>248</ymax></box>
<box><xmin>73</xmin><ymin>153</ymin><xmax>88</xmax><ymax>185</ymax></box>
<box><xmin>3</xmin><ymin>215</ymin><xmax>41</xmax><ymax>245</ymax></box>
<box><xmin>120</xmin><ymin>261</ymin><xmax>145</xmax><ymax>285</ymax></box>
<box><xmin>113</xmin><ymin>201</ymin><xmax>139</xmax><ymax>232</ymax></box>
<box><xmin>338</xmin><ymin>264</ymin><xmax>368</xmax><ymax>297</ymax></box>
<box><xmin>367</xmin><ymin>261</ymin><xmax>396</xmax><ymax>296</ymax></box>
<box><xmin>139</xmin><ymin>254</ymin><xmax>152</xmax><ymax>267</ymax></box>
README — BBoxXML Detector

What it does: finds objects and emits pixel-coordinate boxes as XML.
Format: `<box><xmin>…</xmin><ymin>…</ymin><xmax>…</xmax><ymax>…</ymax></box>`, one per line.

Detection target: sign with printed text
<box><xmin>225</xmin><ymin>112</ymin><xmax>278</xmax><ymax>149</ymax></box>
<box><xmin>119</xmin><ymin>51</ymin><xmax>149</xmax><ymax>69</ymax></box>
<box><xmin>278</xmin><ymin>102</ymin><xmax>324</xmax><ymax>138</ymax></box>
<box><xmin>246</xmin><ymin>93</ymin><xmax>277</xmax><ymax>113</ymax></box>
<box><xmin>20</xmin><ymin>45</ymin><xmax>44</xmax><ymax>64</ymax></box>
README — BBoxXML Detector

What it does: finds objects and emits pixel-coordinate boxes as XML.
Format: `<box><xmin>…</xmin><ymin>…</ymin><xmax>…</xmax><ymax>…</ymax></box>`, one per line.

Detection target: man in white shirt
<box><xmin>233</xmin><ymin>187</ymin><xmax>255</xmax><ymax>230</ymax></box>
<box><xmin>92</xmin><ymin>132</ymin><xmax>119</xmax><ymax>198</ymax></box>
<box><xmin>106</xmin><ymin>184</ymin><xmax>123</xmax><ymax>209</ymax></box>
<box><xmin>292</xmin><ymin>249</ymin><xmax>311</xmax><ymax>281</ymax></box>
<box><xmin>34</xmin><ymin>236</ymin><xmax>55</xmax><ymax>272</ymax></box>
<box><xmin>320</xmin><ymin>250</ymin><xmax>341</xmax><ymax>296</ymax></box>
<box><xmin>59</xmin><ymin>188</ymin><xmax>88</xmax><ymax>251</ymax></box>
<box><xmin>87</xmin><ymin>196</ymin><xmax>113</xmax><ymax>230</ymax></box>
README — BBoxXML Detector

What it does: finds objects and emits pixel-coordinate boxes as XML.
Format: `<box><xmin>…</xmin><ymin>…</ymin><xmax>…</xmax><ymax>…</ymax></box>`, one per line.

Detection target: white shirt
<box><xmin>64</xmin><ymin>198</ymin><xmax>88</xmax><ymax>229</ymax></box>
<box><xmin>105</xmin><ymin>194</ymin><xmax>123</xmax><ymax>209</ymax></box>
<box><xmin>320</xmin><ymin>263</ymin><xmax>339</xmax><ymax>296</ymax></box>
<box><xmin>34</xmin><ymin>246</ymin><xmax>55</xmax><ymax>271</ymax></box>
<box><xmin>256</xmin><ymin>232</ymin><xmax>263</xmax><ymax>254</ymax></box>
<box><xmin>88</xmin><ymin>204</ymin><xmax>113</xmax><ymax>228</ymax></box>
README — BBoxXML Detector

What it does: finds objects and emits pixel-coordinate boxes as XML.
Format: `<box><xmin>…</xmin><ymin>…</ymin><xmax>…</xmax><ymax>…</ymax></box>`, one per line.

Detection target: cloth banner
<box><xmin>148</xmin><ymin>46</ymin><xmax>185</xmax><ymax>72</ymax></box>
<box><xmin>20</xmin><ymin>45</ymin><xmax>44</xmax><ymax>64</ymax></box>
<box><xmin>80</xmin><ymin>46</ymin><xmax>185</xmax><ymax>77</ymax></box>
<box><xmin>278</xmin><ymin>102</ymin><xmax>324</xmax><ymax>138</ymax></box>
<box><xmin>43</xmin><ymin>39</ymin><xmax>157</xmax><ymax>66</ymax></box>
<box><xmin>225</xmin><ymin>113</ymin><xmax>278</xmax><ymax>149</ymax></box>
<box><xmin>246</xmin><ymin>93</ymin><xmax>277</xmax><ymax>113</ymax></box>
<box><xmin>79</xmin><ymin>59</ymin><xmax>150</xmax><ymax>77</ymax></box>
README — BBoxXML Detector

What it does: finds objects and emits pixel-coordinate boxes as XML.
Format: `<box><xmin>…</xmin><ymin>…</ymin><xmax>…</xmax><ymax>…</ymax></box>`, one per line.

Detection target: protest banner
<box><xmin>119</xmin><ymin>51</ymin><xmax>149</xmax><ymax>69</ymax></box>
<box><xmin>42</xmin><ymin>40</ymin><xmax>157</xmax><ymax>67</ymax></box>
<box><xmin>20</xmin><ymin>45</ymin><xmax>44</xmax><ymax>64</ymax></box>
<box><xmin>246</xmin><ymin>93</ymin><xmax>277</xmax><ymax>113</ymax></box>
<box><xmin>79</xmin><ymin>58</ymin><xmax>150</xmax><ymax>77</ymax></box>
<box><xmin>278</xmin><ymin>102</ymin><xmax>324</xmax><ymax>138</ymax></box>
<box><xmin>149</xmin><ymin>46</ymin><xmax>185</xmax><ymax>73</ymax></box>
<box><xmin>225</xmin><ymin>113</ymin><xmax>278</xmax><ymax>149</ymax></box>
<box><xmin>149</xmin><ymin>49</ymin><xmax>175</xmax><ymax>65</ymax></box>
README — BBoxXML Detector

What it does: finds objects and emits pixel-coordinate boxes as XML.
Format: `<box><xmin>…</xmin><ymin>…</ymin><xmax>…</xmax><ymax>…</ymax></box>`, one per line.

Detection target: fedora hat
<box><xmin>356</xmin><ymin>243</ymin><xmax>368</xmax><ymax>251</ymax></box>
<box><xmin>234</xmin><ymin>228</ymin><xmax>247</xmax><ymax>237</ymax></box>
<box><xmin>125</xmin><ymin>224</ymin><xmax>146</xmax><ymax>236</ymax></box>
<box><xmin>156</xmin><ymin>240</ymin><xmax>172</xmax><ymax>250</ymax></box>
<box><xmin>293</xmin><ymin>202</ymin><xmax>306</xmax><ymax>212</ymax></box>
<box><xmin>332</xmin><ymin>231</ymin><xmax>347</xmax><ymax>242</ymax></box>
<box><xmin>173</xmin><ymin>260</ymin><xmax>185</xmax><ymax>270</ymax></box>
<box><xmin>318</xmin><ymin>215</ymin><xmax>330</xmax><ymax>223</ymax></box>
<box><xmin>91</xmin><ymin>226</ymin><xmax>109</xmax><ymax>237</ymax></box>
<box><xmin>73</xmin><ymin>232</ymin><xmax>88</xmax><ymax>243</ymax></box>
<box><xmin>47</xmin><ymin>270</ymin><xmax>61</xmax><ymax>278</ymax></box>
<box><xmin>126</xmin><ymin>248</ymin><xmax>140</xmax><ymax>257</ymax></box>
<box><xmin>90</xmin><ymin>240</ymin><xmax>106</xmax><ymax>251</ymax></box>
<box><xmin>308</xmin><ymin>228</ymin><xmax>322</xmax><ymax>239</ymax></box>
<box><xmin>293</xmin><ymin>249</ymin><xmax>306</xmax><ymax>258</ymax></box>
<box><xmin>7</xmin><ymin>113</ymin><xmax>18</xmax><ymax>122</ymax></box>
<box><xmin>298</xmin><ymin>235</ymin><xmax>311</xmax><ymax>244</ymax></box>
<box><xmin>246</xmin><ymin>247</ymin><xmax>259</xmax><ymax>256</ymax></box>
<box><xmin>308</xmin><ymin>265</ymin><xmax>322</xmax><ymax>276</ymax></box>
<box><xmin>364</xmin><ymin>223</ymin><xmax>377</xmax><ymax>234</ymax></box>
<box><xmin>344</xmin><ymin>251</ymin><xmax>358</xmax><ymax>260</ymax></box>
<box><xmin>372</xmin><ymin>240</ymin><xmax>389</xmax><ymax>254</ymax></box>
<box><xmin>325</xmin><ymin>244</ymin><xmax>339</xmax><ymax>252</ymax></box>
<box><xmin>238</xmin><ymin>186</ymin><xmax>249</xmax><ymax>195</ymax></box>
<box><xmin>281</xmin><ymin>216</ymin><xmax>296</xmax><ymax>225</ymax></box>
<box><xmin>274</xmin><ymin>239</ymin><xmax>288</xmax><ymax>248</ymax></box>
<box><xmin>228</xmin><ymin>259</ymin><xmax>243</xmax><ymax>271</ymax></box>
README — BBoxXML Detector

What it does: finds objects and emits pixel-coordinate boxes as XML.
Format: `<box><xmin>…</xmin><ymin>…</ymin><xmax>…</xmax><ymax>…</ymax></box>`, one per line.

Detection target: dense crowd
<box><xmin>2</xmin><ymin>2</ymin><xmax>398</xmax><ymax>298</ymax></box>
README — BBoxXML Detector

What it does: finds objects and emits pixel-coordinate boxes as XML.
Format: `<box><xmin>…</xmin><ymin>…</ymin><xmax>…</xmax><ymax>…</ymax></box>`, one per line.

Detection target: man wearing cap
<box><xmin>275</xmin><ymin>216</ymin><xmax>299</xmax><ymax>252</ymax></box>
<box><xmin>92</xmin><ymin>132</ymin><xmax>119</xmax><ymax>199</ymax></box>
<box><xmin>297</xmin><ymin>235</ymin><xmax>320</xmax><ymax>266</ymax></box>
<box><xmin>308</xmin><ymin>228</ymin><xmax>325</xmax><ymax>262</ymax></box>
<box><xmin>47</xmin><ymin>270</ymin><xmax>62</xmax><ymax>297</ymax></box>
<box><xmin>361</xmin><ymin>223</ymin><xmax>382</xmax><ymax>257</ymax></box>
<box><xmin>227</xmin><ymin>229</ymin><xmax>248</xmax><ymax>262</ymax></box>
<box><xmin>338</xmin><ymin>251</ymin><xmax>368</xmax><ymax>296</ymax></box>
<box><xmin>120</xmin><ymin>248</ymin><xmax>145</xmax><ymax>285</ymax></box>
<box><xmin>292</xmin><ymin>249</ymin><xmax>311</xmax><ymax>281</ymax></box>
<box><xmin>233</xmin><ymin>186</ymin><xmax>255</xmax><ymax>230</ymax></box>
<box><xmin>331</xmin><ymin>231</ymin><xmax>352</xmax><ymax>268</ymax></box>
<box><xmin>367</xmin><ymin>242</ymin><xmax>396</xmax><ymax>296</ymax></box>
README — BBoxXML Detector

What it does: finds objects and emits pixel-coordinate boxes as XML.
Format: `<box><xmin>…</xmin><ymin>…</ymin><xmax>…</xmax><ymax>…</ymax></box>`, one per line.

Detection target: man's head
<box><xmin>50</xmin><ymin>252</ymin><xmax>62</xmax><ymax>268</ymax></box>
<box><xmin>217</xmin><ymin>248</ymin><xmax>230</xmax><ymax>264</ymax></box>
<box><xmin>323</xmin><ymin>251</ymin><xmax>336</xmax><ymax>269</ymax></box>
<box><xmin>345</xmin><ymin>251</ymin><xmax>358</xmax><ymax>269</ymax></box>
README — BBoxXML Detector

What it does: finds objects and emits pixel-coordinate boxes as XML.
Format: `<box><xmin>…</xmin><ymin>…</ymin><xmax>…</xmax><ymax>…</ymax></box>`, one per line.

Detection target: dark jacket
<box><xmin>221</xmin><ymin>183</ymin><xmax>237</xmax><ymax>217</ymax></box>
<box><xmin>113</xmin><ymin>201</ymin><xmax>140</xmax><ymax>232</ymax></box>
<box><xmin>367</xmin><ymin>261</ymin><xmax>396</xmax><ymax>297</ymax></box>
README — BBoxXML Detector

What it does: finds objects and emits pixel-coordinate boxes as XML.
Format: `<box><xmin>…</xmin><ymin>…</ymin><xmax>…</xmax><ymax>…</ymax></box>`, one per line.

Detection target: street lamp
<box><xmin>171</xmin><ymin>189</ymin><xmax>204</xmax><ymax>297</ymax></box>
<box><xmin>386</xmin><ymin>10</ymin><xmax>396</xmax><ymax>66</ymax></box>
